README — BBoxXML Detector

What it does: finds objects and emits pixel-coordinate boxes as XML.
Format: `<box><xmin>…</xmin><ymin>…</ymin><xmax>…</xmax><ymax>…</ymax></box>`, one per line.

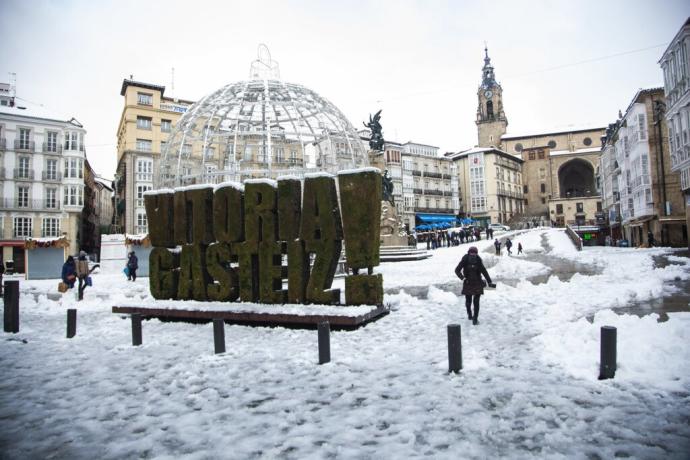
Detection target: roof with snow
<box><xmin>549</xmin><ymin>146</ymin><xmax>601</xmax><ymax>157</ymax></box>
<box><xmin>501</xmin><ymin>125</ymin><xmax>606</xmax><ymax>140</ymax></box>
<box><xmin>0</xmin><ymin>102</ymin><xmax>83</xmax><ymax>127</ymax></box>
<box><xmin>444</xmin><ymin>146</ymin><xmax>524</xmax><ymax>163</ymax></box>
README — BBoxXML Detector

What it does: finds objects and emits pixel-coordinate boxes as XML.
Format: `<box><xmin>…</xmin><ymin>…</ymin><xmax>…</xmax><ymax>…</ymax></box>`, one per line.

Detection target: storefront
<box><xmin>24</xmin><ymin>237</ymin><xmax>69</xmax><ymax>280</ymax></box>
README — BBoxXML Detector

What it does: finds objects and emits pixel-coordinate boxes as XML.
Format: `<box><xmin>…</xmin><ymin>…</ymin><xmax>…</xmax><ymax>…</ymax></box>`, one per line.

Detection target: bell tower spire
<box><xmin>476</xmin><ymin>45</ymin><xmax>508</xmax><ymax>148</ymax></box>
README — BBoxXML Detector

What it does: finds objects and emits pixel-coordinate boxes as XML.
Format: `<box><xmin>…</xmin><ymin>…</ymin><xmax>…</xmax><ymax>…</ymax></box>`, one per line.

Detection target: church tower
<box><xmin>476</xmin><ymin>47</ymin><xmax>508</xmax><ymax>148</ymax></box>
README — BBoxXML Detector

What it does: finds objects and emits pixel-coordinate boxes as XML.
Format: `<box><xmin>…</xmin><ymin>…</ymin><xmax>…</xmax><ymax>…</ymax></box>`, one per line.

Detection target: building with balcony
<box><xmin>445</xmin><ymin>147</ymin><xmax>524</xmax><ymax>226</ymax></box>
<box><xmin>659</xmin><ymin>17</ymin><xmax>690</xmax><ymax>248</ymax></box>
<box><xmin>600</xmin><ymin>88</ymin><xmax>686</xmax><ymax>247</ymax></box>
<box><xmin>0</xmin><ymin>100</ymin><xmax>86</xmax><ymax>271</ymax></box>
<box><xmin>115</xmin><ymin>79</ymin><xmax>195</xmax><ymax>234</ymax></box>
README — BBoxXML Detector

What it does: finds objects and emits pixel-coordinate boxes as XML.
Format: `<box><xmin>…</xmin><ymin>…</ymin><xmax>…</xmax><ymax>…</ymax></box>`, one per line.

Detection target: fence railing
<box><xmin>14</xmin><ymin>140</ymin><xmax>35</xmax><ymax>151</ymax></box>
<box><xmin>42</xmin><ymin>143</ymin><xmax>63</xmax><ymax>154</ymax></box>
<box><xmin>1</xmin><ymin>198</ymin><xmax>61</xmax><ymax>211</ymax></box>
<box><xmin>565</xmin><ymin>225</ymin><xmax>583</xmax><ymax>251</ymax></box>
<box><xmin>13</xmin><ymin>169</ymin><xmax>34</xmax><ymax>180</ymax></box>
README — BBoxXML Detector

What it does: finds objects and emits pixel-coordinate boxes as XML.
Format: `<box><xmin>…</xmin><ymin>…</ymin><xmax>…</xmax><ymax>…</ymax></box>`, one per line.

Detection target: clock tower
<box><xmin>476</xmin><ymin>46</ymin><xmax>508</xmax><ymax>148</ymax></box>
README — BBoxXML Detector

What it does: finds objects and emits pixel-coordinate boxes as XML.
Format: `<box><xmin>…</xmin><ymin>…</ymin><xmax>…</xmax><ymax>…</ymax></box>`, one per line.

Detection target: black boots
<box><xmin>466</xmin><ymin>305</ymin><xmax>473</xmax><ymax>320</ymax></box>
<box><xmin>472</xmin><ymin>305</ymin><xmax>480</xmax><ymax>325</ymax></box>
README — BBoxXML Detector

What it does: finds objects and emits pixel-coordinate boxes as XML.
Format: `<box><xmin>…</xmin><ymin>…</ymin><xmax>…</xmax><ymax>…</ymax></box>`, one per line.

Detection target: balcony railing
<box><xmin>1</xmin><ymin>198</ymin><xmax>61</xmax><ymax>211</ymax></box>
<box><xmin>413</xmin><ymin>188</ymin><xmax>424</xmax><ymax>194</ymax></box>
<box><xmin>425</xmin><ymin>189</ymin><xmax>444</xmax><ymax>196</ymax></box>
<box><xmin>424</xmin><ymin>171</ymin><xmax>442</xmax><ymax>179</ymax></box>
<box><xmin>42</xmin><ymin>171</ymin><xmax>62</xmax><ymax>181</ymax></box>
<box><xmin>414</xmin><ymin>206</ymin><xmax>454</xmax><ymax>214</ymax></box>
<box><xmin>13</xmin><ymin>169</ymin><xmax>34</xmax><ymax>180</ymax></box>
<box><xmin>42</xmin><ymin>143</ymin><xmax>63</xmax><ymax>154</ymax></box>
<box><xmin>411</xmin><ymin>170</ymin><xmax>422</xmax><ymax>176</ymax></box>
<box><xmin>14</xmin><ymin>140</ymin><xmax>35</xmax><ymax>152</ymax></box>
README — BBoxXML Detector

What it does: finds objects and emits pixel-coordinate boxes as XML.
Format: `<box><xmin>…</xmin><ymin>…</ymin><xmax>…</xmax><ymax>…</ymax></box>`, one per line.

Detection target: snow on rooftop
<box><xmin>501</xmin><ymin>124</ymin><xmax>606</xmax><ymax>139</ymax></box>
<box><xmin>337</xmin><ymin>167</ymin><xmax>381</xmax><ymax>175</ymax></box>
<box><xmin>0</xmin><ymin>101</ymin><xmax>78</xmax><ymax>125</ymax></box>
<box><xmin>550</xmin><ymin>146</ymin><xmax>602</xmax><ymax>156</ymax></box>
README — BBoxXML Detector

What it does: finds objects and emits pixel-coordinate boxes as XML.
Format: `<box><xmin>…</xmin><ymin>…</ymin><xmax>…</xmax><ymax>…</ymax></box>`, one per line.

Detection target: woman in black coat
<box><xmin>454</xmin><ymin>246</ymin><xmax>493</xmax><ymax>325</ymax></box>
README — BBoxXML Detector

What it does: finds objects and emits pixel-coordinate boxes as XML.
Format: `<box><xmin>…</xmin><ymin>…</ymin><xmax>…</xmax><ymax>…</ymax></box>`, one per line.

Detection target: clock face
<box><xmin>484</xmin><ymin>90</ymin><xmax>493</xmax><ymax>99</ymax></box>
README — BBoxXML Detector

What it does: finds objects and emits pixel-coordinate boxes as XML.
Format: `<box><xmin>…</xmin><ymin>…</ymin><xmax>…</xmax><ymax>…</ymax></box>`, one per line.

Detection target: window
<box><xmin>136</xmin><ymin>139</ymin><xmax>152</xmax><ymax>152</ymax></box>
<box><xmin>538</xmin><ymin>150</ymin><xmax>545</xmax><ymax>159</ymax></box>
<box><xmin>205</xmin><ymin>147</ymin><xmax>216</xmax><ymax>160</ymax></box>
<box><xmin>18</xmin><ymin>156</ymin><xmax>30</xmax><ymax>178</ymax></box>
<box><xmin>523</xmin><ymin>185</ymin><xmax>528</xmax><ymax>193</ymax></box>
<box><xmin>137</xmin><ymin>159</ymin><xmax>153</xmax><ymax>181</ymax></box>
<box><xmin>515</xmin><ymin>143</ymin><xmax>523</xmax><ymax>152</ymax></box>
<box><xmin>136</xmin><ymin>116</ymin><xmax>152</xmax><ymax>130</ymax></box>
<box><xmin>18</xmin><ymin>128</ymin><xmax>31</xmax><ymax>149</ymax></box>
<box><xmin>540</xmin><ymin>183</ymin><xmax>546</xmax><ymax>193</ymax></box>
<box><xmin>45</xmin><ymin>188</ymin><xmax>58</xmax><ymax>209</ymax></box>
<box><xmin>529</xmin><ymin>151</ymin><xmax>535</xmax><ymax>160</ymax></box>
<box><xmin>63</xmin><ymin>185</ymin><xmax>83</xmax><ymax>206</ymax></box>
<box><xmin>46</xmin><ymin>159</ymin><xmax>58</xmax><ymax>180</ymax></box>
<box><xmin>597</xmin><ymin>201</ymin><xmax>602</xmax><ymax>212</ymax></box>
<box><xmin>539</xmin><ymin>167</ymin><xmax>546</xmax><ymax>179</ymax></box>
<box><xmin>136</xmin><ymin>212</ymin><xmax>148</xmax><ymax>234</ymax></box>
<box><xmin>556</xmin><ymin>204</ymin><xmax>563</xmax><ymax>214</ymax></box>
<box><xmin>547</xmin><ymin>140</ymin><xmax>557</xmax><ymax>149</ymax></box>
<box><xmin>64</xmin><ymin>132</ymin><xmax>79</xmax><ymax>151</ymax></box>
<box><xmin>160</xmin><ymin>140</ymin><xmax>167</xmax><ymax>152</ymax></box>
<box><xmin>138</xmin><ymin>92</ymin><xmax>153</xmax><ymax>106</ymax></box>
<box><xmin>17</xmin><ymin>186</ymin><xmax>30</xmax><ymax>208</ymax></box>
<box><xmin>638</xmin><ymin>114</ymin><xmax>646</xmax><ymax>141</ymax></box>
<box><xmin>576</xmin><ymin>202</ymin><xmax>584</xmax><ymax>213</ymax></box>
<box><xmin>161</xmin><ymin>119</ymin><xmax>172</xmax><ymax>133</ymax></box>
<box><xmin>541</xmin><ymin>197</ymin><xmax>546</xmax><ymax>204</ymax></box>
<box><xmin>182</xmin><ymin>144</ymin><xmax>192</xmax><ymax>157</ymax></box>
<box><xmin>64</xmin><ymin>158</ymin><xmax>83</xmax><ymax>179</ymax></box>
<box><xmin>137</xmin><ymin>185</ymin><xmax>152</xmax><ymax>207</ymax></box>
<box><xmin>46</xmin><ymin>131</ymin><xmax>58</xmax><ymax>152</ymax></box>
<box><xmin>13</xmin><ymin>217</ymin><xmax>32</xmax><ymax>238</ymax></box>
<box><xmin>42</xmin><ymin>218</ymin><xmax>60</xmax><ymax>237</ymax></box>
<box><xmin>583</xmin><ymin>137</ymin><xmax>592</xmax><ymax>146</ymax></box>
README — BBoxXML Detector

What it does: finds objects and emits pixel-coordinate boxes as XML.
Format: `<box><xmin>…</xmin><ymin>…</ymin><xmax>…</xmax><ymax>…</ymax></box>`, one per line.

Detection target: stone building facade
<box><xmin>115</xmin><ymin>79</ymin><xmax>194</xmax><ymax>235</ymax></box>
<box><xmin>445</xmin><ymin>147</ymin><xmax>524</xmax><ymax>226</ymax></box>
<box><xmin>600</xmin><ymin>88</ymin><xmax>686</xmax><ymax>247</ymax></box>
<box><xmin>0</xmin><ymin>102</ymin><xmax>87</xmax><ymax>270</ymax></box>
<box><xmin>476</xmin><ymin>47</ymin><xmax>508</xmax><ymax>149</ymax></box>
<box><xmin>659</xmin><ymin>17</ymin><xmax>690</xmax><ymax>248</ymax></box>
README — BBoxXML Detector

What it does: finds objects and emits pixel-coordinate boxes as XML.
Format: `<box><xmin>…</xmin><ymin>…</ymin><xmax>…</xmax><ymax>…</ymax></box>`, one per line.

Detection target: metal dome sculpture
<box><xmin>158</xmin><ymin>45</ymin><xmax>369</xmax><ymax>187</ymax></box>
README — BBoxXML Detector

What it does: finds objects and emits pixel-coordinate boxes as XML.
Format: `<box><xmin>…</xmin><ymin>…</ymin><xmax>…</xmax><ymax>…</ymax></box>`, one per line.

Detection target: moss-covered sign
<box><xmin>145</xmin><ymin>170</ymin><xmax>383</xmax><ymax>306</ymax></box>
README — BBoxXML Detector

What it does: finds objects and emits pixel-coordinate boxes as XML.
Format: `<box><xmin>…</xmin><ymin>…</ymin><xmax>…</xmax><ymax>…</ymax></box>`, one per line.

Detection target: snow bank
<box><xmin>534</xmin><ymin>310</ymin><xmax>690</xmax><ymax>392</ymax></box>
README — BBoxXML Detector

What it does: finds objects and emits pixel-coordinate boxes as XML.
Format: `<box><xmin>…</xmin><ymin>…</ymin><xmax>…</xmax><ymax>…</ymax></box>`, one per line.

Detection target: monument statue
<box><xmin>382</xmin><ymin>169</ymin><xmax>394</xmax><ymax>205</ymax></box>
<box><xmin>364</xmin><ymin>110</ymin><xmax>384</xmax><ymax>151</ymax></box>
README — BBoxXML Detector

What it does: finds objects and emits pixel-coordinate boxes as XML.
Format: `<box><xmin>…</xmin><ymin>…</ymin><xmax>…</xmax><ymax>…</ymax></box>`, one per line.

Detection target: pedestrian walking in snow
<box><xmin>455</xmin><ymin>246</ymin><xmax>494</xmax><ymax>325</ymax></box>
<box><xmin>517</xmin><ymin>242</ymin><xmax>523</xmax><ymax>255</ymax></box>
<box><xmin>127</xmin><ymin>251</ymin><xmax>139</xmax><ymax>281</ymax></box>
<box><xmin>61</xmin><ymin>256</ymin><xmax>77</xmax><ymax>289</ymax></box>
<box><xmin>647</xmin><ymin>231</ymin><xmax>656</xmax><ymax>247</ymax></box>
<box><xmin>494</xmin><ymin>238</ymin><xmax>501</xmax><ymax>255</ymax></box>
<box><xmin>76</xmin><ymin>251</ymin><xmax>89</xmax><ymax>301</ymax></box>
<box><xmin>505</xmin><ymin>238</ymin><xmax>513</xmax><ymax>255</ymax></box>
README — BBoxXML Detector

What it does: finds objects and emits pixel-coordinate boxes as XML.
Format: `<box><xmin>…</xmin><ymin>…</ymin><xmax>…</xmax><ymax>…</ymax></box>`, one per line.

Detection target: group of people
<box><xmin>493</xmin><ymin>238</ymin><xmax>523</xmax><ymax>256</ymax></box>
<box><xmin>418</xmin><ymin>227</ymin><xmax>492</xmax><ymax>250</ymax></box>
<box><xmin>60</xmin><ymin>250</ymin><xmax>138</xmax><ymax>301</ymax></box>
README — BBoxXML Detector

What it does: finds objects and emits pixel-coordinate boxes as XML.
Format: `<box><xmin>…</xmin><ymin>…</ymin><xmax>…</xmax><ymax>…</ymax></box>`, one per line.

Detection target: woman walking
<box><xmin>455</xmin><ymin>246</ymin><xmax>494</xmax><ymax>325</ymax></box>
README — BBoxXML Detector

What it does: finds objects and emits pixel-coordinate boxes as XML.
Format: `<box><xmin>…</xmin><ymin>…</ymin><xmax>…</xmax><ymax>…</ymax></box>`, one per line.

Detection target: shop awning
<box><xmin>0</xmin><ymin>240</ymin><xmax>26</xmax><ymax>247</ymax></box>
<box><xmin>415</xmin><ymin>213</ymin><xmax>456</xmax><ymax>224</ymax></box>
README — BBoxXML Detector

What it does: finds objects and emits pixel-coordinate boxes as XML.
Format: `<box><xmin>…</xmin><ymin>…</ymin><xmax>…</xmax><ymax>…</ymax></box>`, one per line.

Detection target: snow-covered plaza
<box><xmin>1</xmin><ymin>228</ymin><xmax>689</xmax><ymax>459</ymax></box>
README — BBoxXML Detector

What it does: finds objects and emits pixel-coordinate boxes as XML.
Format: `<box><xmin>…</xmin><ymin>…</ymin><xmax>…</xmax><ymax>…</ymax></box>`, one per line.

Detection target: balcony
<box><xmin>13</xmin><ymin>169</ymin><xmax>34</xmax><ymax>180</ymax></box>
<box><xmin>424</xmin><ymin>171</ymin><xmax>442</xmax><ymax>179</ymax></box>
<box><xmin>14</xmin><ymin>140</ymin><xmax>35</xmax><ymax>152</ymax></box>
<box><xmin>42</xmin><ymin>171</ymin><xmax>62</xmax><ymax>182</ymax></box>
<box><xmin>1</xmin><ymin>198</ymin><xmax>61</xmax><ymax>211</ymax></box>
<box><xmin>42</xmin><ymin>143</ymin><xmax>63</xmax><ymax>155</ymax></box>
<box><xmin>274</xmin><ymin>158</ymin><xmax>304</xmax><ymax>166</ymax></box>
<box><xmin>411</xmin><ymin>170</ymin><xmax>422</xmax><ymax>176</ymax></box>
<box><xmin>414</xmin><ymin>206</ymin><xmax>454</xmax><ymax>214</ymax></box>
<box><xmin>425</xmin><ymin>189</ymin><xmax>444</xmax><ymax>196</ymax></box>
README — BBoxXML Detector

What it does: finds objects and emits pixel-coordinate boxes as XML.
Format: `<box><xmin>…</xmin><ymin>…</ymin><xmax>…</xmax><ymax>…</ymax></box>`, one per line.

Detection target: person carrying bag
<box><xmin>454</xmin><ymin>246</ymin><xmax>495</xmax><ymax>325</ymax></box>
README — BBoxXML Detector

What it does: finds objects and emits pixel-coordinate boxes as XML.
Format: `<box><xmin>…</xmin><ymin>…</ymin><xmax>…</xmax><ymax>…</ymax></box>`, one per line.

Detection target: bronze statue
<box><xmin>363</xmin><ymin>110</ymin><xmax>384</xmax><ymax>151</ymax></box>
<box><xmin>382</xmin><ymin>169</ymin><xmax>394</xmax><ymax>204</ymax></box>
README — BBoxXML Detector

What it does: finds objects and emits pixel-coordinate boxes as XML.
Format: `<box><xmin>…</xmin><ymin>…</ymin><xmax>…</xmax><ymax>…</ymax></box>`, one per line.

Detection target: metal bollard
<box><xmin>131</xmin><ymin>314</ymin><xmax>142</xmax><ymax>346</ymax></box>
<box><xmin>66</xmin><ymin>309</ymin><xmax>77</xmax><ymax>338</ymax></box>
<box><xmin>598</xmin><ymin>326</ymin><xmax>617</xmax><ymax>380</ymax></box>
<box><xmin>318</xmin><ymin>321</ymin><xmax>330</xmax><ymax>364</ymax></box>
<box><xmin>3</xmin><ymin>280</ymin><xmax>19</xmax><ymax>333</ymax></box>
<box><xmin>448</xmin><ymin>324</ymin><xmax>462</xmax><ymax>373</ymax></box>
<box><xmin>213</xmin><ymin>319</ymin><xmax>226</xmax><ymax>354</ymax></box>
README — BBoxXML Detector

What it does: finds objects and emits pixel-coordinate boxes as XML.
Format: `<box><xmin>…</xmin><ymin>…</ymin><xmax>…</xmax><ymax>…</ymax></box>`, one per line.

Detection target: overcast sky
<box><xmin>1</xmin><ymin>0</ymin><xmax>688</xmax><ymax>179</ymax></box>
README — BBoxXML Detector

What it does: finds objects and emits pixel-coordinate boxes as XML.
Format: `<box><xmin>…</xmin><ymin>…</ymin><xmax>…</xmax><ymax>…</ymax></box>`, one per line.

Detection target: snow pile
<box><xmin>535</xmin><ymin>310</ymin><xmax>690</xmax><ymax>391</ymax></box>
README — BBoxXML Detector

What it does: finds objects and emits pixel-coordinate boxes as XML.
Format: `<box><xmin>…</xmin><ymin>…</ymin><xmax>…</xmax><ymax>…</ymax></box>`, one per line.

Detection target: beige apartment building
<box><xmin>445</xmin><ymin>147</ymin><xmax>524</xmax><ymax>226</ymax></box>
<box><xmin>115</xmin><ymin>79</ymin><xmax>194</xmax><ymax>234</ymax></box>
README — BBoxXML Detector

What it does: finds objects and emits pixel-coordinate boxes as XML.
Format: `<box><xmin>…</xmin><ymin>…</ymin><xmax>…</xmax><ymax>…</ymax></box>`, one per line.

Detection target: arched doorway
<box><xmin>558</xmin><ymin>159</ymin><xmax>596</xmax><ymax>198</ymax></box>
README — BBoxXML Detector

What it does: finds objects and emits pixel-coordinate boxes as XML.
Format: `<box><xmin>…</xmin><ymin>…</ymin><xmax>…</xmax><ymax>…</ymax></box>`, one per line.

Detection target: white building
<box><xmin>0</xmin><ymin>102</ymin><xmax>86</xmax><ymax>272</ymax></box>
<box><xmin>659</xmin><ymin>17</ymin><xmax>690</xmax><ymax>248</ymax></box>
